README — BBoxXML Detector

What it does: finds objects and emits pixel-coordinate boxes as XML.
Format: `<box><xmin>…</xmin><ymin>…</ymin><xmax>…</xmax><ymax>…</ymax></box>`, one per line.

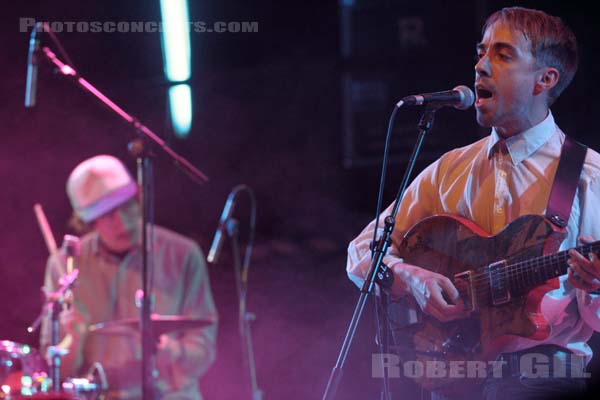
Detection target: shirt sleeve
<box><xmin>159</xmin><ymin>244</ymin><xmax>218</xmax><ymax>385</ymax></box>
<box><xmin>346</xmin><ymin>159</ymin><xmax>442</xmax><ymax>292</ymax></box>
<box><xmin>575</xmin><ymin>171</ymin><xmax>600</xmax><ymax>331</ymax></box>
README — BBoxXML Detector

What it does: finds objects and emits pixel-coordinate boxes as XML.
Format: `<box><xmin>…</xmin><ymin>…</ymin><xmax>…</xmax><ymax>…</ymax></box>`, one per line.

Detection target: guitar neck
<box><xmin>504</xmin><ymin>242</ymin><xmax>600</xmax><ymax>292</ymax></box>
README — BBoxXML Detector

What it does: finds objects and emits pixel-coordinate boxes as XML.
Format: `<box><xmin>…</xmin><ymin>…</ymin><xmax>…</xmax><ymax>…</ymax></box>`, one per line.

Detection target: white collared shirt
<box><xmin>347</xmin><ymin>111</ymin><xmax>600</xmax><ymax>361</ymax></box>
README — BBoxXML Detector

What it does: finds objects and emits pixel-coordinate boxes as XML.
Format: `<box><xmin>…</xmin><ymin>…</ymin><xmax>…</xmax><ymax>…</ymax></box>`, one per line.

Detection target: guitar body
<box><xmin>389</xmin><ymin>214</ymin><xmax>565</xmax><ymax>395</ymax></box>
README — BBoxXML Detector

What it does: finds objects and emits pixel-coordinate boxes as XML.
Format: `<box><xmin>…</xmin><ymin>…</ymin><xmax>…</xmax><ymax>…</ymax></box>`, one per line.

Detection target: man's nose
<box><xmin>475</xmin><ymin>55</ymin><xmax>491</xmax><ymax>77</ymax></box>
<box><xmin>116</xmin><ymin>208</ymin><xmax>138</xmax><ymax>228</ymax></box>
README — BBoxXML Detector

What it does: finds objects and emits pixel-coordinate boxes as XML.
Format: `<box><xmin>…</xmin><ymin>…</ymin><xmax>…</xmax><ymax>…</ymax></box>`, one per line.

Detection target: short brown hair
<box><xmin>484</xmin><ymin>7</ymin><xmax>578</xmax><ymax>105</ymax></box>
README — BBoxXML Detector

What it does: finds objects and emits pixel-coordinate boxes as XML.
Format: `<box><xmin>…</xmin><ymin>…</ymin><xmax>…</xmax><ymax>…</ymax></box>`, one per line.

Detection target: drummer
<box><xmin>39</xmin><ymin>155</ymin><xmax>218</xmax><ymax>399</ymax></box>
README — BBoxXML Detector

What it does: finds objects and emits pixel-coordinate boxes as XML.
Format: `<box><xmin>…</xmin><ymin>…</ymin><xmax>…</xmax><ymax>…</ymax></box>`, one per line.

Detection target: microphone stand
<box><xmin>374</xmin><ymin>290</ymin><xmax>392</xmax><ymax>399</ymax></box>
<box><xmin>130</xmin><ymin>140</ymin><xmax>156</xmax><ymax>399</ymax></box>
<box><xmin>227</xmin><ymin>218</ymin><xmax>263</xmax><ymax>400</ymax></box>
<box><xmin>37</xmin><ymin>43</ymin><xmax>210</xmax><ymax>400</ymax></box>
<box><xmin>322</xmin><ymin>107</ymin><xmax>437</xmax><ymax>400</ymax></box>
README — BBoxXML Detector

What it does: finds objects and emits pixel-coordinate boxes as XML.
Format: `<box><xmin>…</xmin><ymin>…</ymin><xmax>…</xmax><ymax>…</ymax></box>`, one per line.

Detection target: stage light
<box><xmin>168</xmin><ymin>83</ymin><xmax>192</xmax><ymax>138</ymax></box>
<box><xmin>160</xmin><ymin>0</ymin><xmax>193</xmax><ymax>137</ymax></box>
<box><xmin>159</xmin><ymin>0</ymin><xmax>191</xmax><ymax>82</ymax></box>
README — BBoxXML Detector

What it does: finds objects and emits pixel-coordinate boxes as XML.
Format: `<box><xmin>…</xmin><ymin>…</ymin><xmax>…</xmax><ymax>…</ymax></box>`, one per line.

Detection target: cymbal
<box><xmin>88</xmin><ymin>313</ymin><xmax>213</xmax><ymax>337</ymax></box>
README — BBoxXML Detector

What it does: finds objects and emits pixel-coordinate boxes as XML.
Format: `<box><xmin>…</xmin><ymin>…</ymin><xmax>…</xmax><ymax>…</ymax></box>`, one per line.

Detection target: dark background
<box><xmin>1</xmin><ymin>1</ymin><xmax>599</xmax><ymax>399</ymax></box>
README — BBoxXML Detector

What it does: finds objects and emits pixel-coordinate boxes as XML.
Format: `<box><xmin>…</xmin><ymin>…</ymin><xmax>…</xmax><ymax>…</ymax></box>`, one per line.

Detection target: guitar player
<box><xmin>347</xmin><ymin>6</ymin><xmax>600</xmax><ymax>400</ymax></box>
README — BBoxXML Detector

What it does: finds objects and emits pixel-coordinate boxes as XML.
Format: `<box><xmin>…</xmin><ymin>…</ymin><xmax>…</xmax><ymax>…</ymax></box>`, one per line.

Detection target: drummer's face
<box><xmin>94</xmin><ymin>198</ymin><xmax>141</xmax><ymax>253</ymax></box>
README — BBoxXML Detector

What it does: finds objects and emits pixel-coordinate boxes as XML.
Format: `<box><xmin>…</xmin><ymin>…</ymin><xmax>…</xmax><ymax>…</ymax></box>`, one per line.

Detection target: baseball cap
<box><xmin>66</xmin><ymin>155</ymin><xmax>138</xmax><ymax>223</ymax></box>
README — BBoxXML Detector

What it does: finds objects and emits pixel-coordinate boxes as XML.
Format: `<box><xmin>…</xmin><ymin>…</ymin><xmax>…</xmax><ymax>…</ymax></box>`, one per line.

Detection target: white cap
<box><xmin>66</xmin><ymin>155</ymin><xmax>138</xmax><ymax>223</ymax></box>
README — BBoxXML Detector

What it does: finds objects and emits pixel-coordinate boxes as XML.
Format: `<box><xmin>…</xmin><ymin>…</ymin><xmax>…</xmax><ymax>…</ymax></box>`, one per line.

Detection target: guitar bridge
<box><xmin>453</xmin><ymin>270</ymin><xmax>477</xmax><ymax>312</ymax></box>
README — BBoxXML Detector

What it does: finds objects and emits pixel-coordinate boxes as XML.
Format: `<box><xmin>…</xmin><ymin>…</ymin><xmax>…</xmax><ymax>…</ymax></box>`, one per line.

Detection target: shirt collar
<box><xmin>91</xmin><ymin>231</ymin><xmax>138</xmax><ymax>260</ymax></box>
<box><xmin>91</xmin><ymin>231</ymin><xmax>100</xmax><ymax>254</ymax></box>
<box><xmin>486</xmin><ymin>111</ymin><xmax>557</xmax><ymax>164</ymax></box>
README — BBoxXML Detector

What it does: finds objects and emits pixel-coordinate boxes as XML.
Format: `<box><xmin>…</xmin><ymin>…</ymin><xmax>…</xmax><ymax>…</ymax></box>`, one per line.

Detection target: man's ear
<box><xmin>533</xmin><ymin>67</ymin><xmax>559</xmax><ymax>95</ymax></box>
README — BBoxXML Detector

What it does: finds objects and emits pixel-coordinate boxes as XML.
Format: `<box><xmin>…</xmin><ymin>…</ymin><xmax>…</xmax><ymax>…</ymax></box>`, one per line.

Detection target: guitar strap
<box><xmin>545</xmin><ymin>135</ymin><xmax>587</xmax><ymax>229</ymax></box>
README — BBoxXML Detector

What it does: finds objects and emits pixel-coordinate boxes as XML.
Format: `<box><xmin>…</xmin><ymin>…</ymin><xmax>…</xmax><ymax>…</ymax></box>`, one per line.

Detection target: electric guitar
<box><xmin>387</xmin><ymin>213</ymin><xmax>599</xmax><ymax>396</ymax></box>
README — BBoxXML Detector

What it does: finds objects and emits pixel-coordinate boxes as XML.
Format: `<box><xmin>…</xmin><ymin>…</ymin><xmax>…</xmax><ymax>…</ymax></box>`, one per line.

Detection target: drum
<box><xmin>0</xmin><ymin>340</ymin><xmax>49</xmax><ymax>398</ymax></box>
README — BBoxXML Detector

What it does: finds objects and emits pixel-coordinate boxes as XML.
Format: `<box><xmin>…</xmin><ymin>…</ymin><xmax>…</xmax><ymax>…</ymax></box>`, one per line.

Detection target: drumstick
<box><xmin>33</xmin><ymin>203</ymin><xmax>58</xmax><ymax>255</ymax></box>
<box><xmin>32</xmin><ymin>204</ymin><xmax>78</xmax><ymax>331</ymax></box>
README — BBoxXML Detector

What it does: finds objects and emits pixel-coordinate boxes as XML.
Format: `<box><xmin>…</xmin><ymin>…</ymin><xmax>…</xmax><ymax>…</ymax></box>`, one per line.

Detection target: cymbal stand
<box><xmin>30</xmin><ymin>235</ymin><xmax>81</xmax><ymax>393</ymax></box>
<box><xmin>28</xmin><ymin>268</ymin><xmax>79</xmax><ymax>392</ymax></box>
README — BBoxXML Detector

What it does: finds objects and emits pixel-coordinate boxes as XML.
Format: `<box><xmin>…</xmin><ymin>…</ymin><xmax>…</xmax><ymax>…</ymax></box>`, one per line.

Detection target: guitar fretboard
<box><xmin>472</xmin><ymin>242</ymin><xmax>600</xmax><ymax>301</ymax></box>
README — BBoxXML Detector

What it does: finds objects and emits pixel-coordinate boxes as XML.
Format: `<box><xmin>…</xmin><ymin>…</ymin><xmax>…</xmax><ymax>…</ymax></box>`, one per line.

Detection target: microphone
<box><xmin>398</xmin><ymin>85</ymin><xmax>474</xmax><ymax>110</ymax></box>
<box><xmin>25</xmin><ymin>23</ymin><xmax>41</xmax><ymax>108</ymax></box>
<box><xmin>207</xmin><ymin>191</ymin><xmax>237</xmax><ymax>263</ymax></box>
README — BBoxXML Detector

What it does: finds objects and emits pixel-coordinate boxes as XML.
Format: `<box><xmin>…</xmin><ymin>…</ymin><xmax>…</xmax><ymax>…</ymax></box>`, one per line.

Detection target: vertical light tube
<box><xmin>160</xmin><ymin>0</ymin><xmax>193</xmax><ymax>137</ymax></box>
<box><xmin>168</xmin><ymin>84</ymin><xmax>192</xmax><ymax>138</ymax></box>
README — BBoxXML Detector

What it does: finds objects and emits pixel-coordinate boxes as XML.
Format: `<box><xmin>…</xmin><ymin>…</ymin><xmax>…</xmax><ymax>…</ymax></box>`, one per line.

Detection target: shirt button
<box><xmin>500</xmin><ymin>171</ymin><xmax>507</xmax><ymax>178</ymax></box>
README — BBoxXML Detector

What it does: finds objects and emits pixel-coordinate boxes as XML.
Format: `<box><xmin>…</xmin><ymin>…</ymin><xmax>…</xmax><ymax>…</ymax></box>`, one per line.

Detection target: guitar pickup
<box><xmin>488</xmin><ymin>260</ymin><xmax>511</xmax><ymax>305</ymax></box>
<box><xmin>453</xmin><ymin>270</ymin><xmax>477</xmax><ymax>312</ymax></box>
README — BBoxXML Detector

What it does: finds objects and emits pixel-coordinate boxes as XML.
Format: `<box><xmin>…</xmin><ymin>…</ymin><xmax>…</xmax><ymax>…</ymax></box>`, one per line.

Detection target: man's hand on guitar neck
<box><xmin>567</xmin><ymin>235</ymin><xmax>600</xmax><ymax>293</ymax></box>
<box><xmin>392</xmin><ymin>263</ymin><xmax>472</xmax><ymax>322</ymax></box>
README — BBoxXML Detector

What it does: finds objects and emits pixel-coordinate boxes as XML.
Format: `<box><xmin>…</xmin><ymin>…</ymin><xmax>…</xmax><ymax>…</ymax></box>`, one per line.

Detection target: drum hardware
<box><xmin>61</xmin><ymin>362</ymin><xmax>107</xmax><ymax>400</ymax></box>
<box><xmin>1</xmin><ymin>339</ymin><xmax>107</xmax><ymax>400</ymax></box>
<box><xmin>0</xmin><ymin>341</ymin><xmax>49</xmax><ymax>398</ymax></box>
<box><xmin>28</xmin><ymin>235</ymin><xmax>81</xmax><ymax>394</ymax></box>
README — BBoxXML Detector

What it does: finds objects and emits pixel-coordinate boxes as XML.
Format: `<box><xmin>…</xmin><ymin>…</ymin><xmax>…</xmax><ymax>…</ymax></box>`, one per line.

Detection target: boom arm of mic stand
<box><xmin>322</xmin><ymin>107</ymin><xmax>437</xmax><ymax>400</ymax></box>
<box><xmin>38</xmin><ymin>46</ymin><xmax>209</xmax><ymax>185</ymax></box>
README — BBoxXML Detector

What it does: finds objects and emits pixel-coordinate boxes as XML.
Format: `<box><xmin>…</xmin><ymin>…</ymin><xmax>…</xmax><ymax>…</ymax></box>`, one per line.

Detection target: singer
<box><xmin>39</xmin><ymin>155</ymin><xmax>218</xmax><ymax>399</ymax></box>
<box><xmin>347</xmin><ymin>7</ymin><xmax>600</xmax><ymax>400</ymax></box>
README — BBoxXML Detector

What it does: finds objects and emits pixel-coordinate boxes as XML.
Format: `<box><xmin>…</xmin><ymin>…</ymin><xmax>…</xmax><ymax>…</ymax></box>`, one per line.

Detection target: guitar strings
<box><xmin>467</xmin><ymin>242</ymin><xmax>596</xmax><ymax>284</ymax></box>
<box><xmin>398</xmin><ymin>242</ymin><xmax>599</xmax><ymax>305</ymax></box>
<box><xmin>469</xmin><ymin>242</ymin><xmax>597</xmax><ymax>286</ymax></box>
<box><xmin>438</xmin><ymin>242</ymin><xmax>598</xmax><ymax>304</ymax></box>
